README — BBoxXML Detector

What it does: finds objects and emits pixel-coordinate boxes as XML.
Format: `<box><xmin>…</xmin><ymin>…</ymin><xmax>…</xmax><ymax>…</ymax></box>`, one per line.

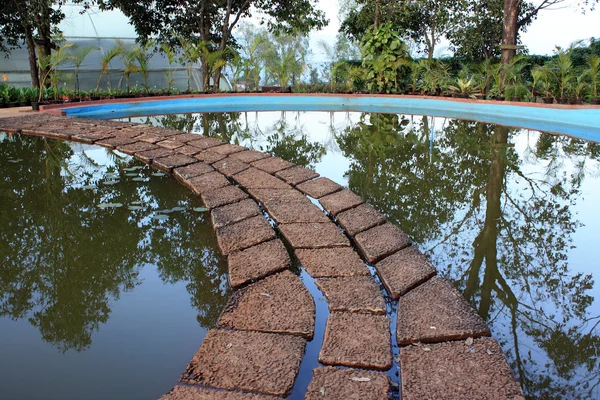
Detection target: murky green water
<box><xmin>0</xmin><ymin>134</ymin><xmax>229</xmax><ymax>400</ymax></box>
<box><xmin>135</xmin><ymin>111</ymin><xmax>599</xmax><ymax>400</ymax></box>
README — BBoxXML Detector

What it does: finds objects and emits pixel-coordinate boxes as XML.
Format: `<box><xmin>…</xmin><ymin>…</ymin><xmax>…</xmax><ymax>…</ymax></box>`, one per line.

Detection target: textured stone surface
<box><xmin>157</xmin><ymin>139</ymin><xmax>184</xmax><ymax>150</ymax></box>
<box><xmin>218</xmin><ymin>270</ymin><xmax>315</xmax><ymax>339</ymax></box>
<box><xmin>170</xmin><ymin>133</ymin><xmax>202</xmax><ymax>143</ymax></box>
<box><xmin>279</xmin><ymin>223</ymin><xmax>350</xmax><ymax>249</ymax></box>
<box><xmin>160</xmin><ymin>386</ymin><xmax>282</xmax><ymax>400</ymax></box>
<box><xmin>187</xmin><ymin>137</ymin><xmax>224</xmax><ymax>150</ymax></box>
<box><xmin>319</xmin><ymin>189</ymin><xmax>364</xmax><ymax>216</ymax></box>
<box><xmin>95</xmin><ymin>136</ymin><xmax>138</xmax><ymax>149</ymax></box>
<box><xmin>400</xmin><ymin>338</ymin><xmax>525</xmax><ymax>400</ymax></box>
<box><xmin>195</xmin><ymin>149</ymin><xmax>228</xmax><ymax>163</ymax></box>
<box><xmin>181</xmin><ymin>329</ymin><xmax>306</xmax><ymax>397</ymax></box>
<box><xmin>70</xmin><ymin>131</ymin><xmax>116</xmax><ymax>143</ymax></box>
<box><xmin>175</xmin><ymin>144</ymin><xmax>202</xmax><ymax>156</ymax></box>
<box><xmin>305</xmin><ymin>367</ymin><xmax>390</xmax><ymax>400</ymax></box>
<box><xmin>319</xmin><ymin>312</ymin><xmax>391</xmax><ymax>370</ymax></box>
<box><xmin>233</xmin><ymin>168</ymin><xmax>291</xmax><ymax>190</ymax></box>
<box><xmin>216</xmin><ymin>215</ymin><xmax>276</xmax><ymax>255</ymax></box>
<box><xmin>134</xmin><ymin>133</ymin><xmax>164</xmax><ymax>144</ymax></box>
<box><xmin>230</xmin><ymin>149</ymin><xmax>270</xmax><ymax>163</ymax></box>
<box><xmin>228</xmin><ymin>239</ymin><xmax>291</xmax><ymax>288</ymax></box>
<box><xmin>187</xmin><ymin>171</ymin><xmax>231</xmax><ymax>194</ymax></box>
<box><xmin>396</xmin><ymin>276</ymin><xmax>490</xmax><ymax>345</ymax></box>
<box><xmin>116</xmin><ymin>141</ymin><xmax>159</xmax><ymax>155</ymax></box>
<box><xmin>336</xmin><ymin>203</ymin><xmax>387</xmax><ymax>236</ymax></box>
<box><xmin>211</xmin><ymin>198</ymin><xmax>261</xmax><ymax>229</ymax></box>
<box><xmin>173</xmin><ymin>162</ymin><xmax>214</xmax><ymax>184</ymax></box>
<box><xmin>211</xmin><ymin>143</ymin><xmax>247</xmax><ymax>155</ymax></box>
<box><xmin>135</xmin><ymin>147</ymin><xmax>173</xmax><ymax>163</ymax></box>
<box><xmin>263</xmin><ymin>200</ymin><xmax>330</xmax><ymax>224</ymax></box>
<box><xmin>201</xmin><ymin>185</ymin><xmax>249</xmax><ymax>210</ymax></box>
<box><xmin>212</xmin><ymin>157</ymin><xmax>250</xmax><ymax>176</ymax></box>
<box><xmin>295</xmin><ymin>248</ymin><xmax>370</xmax><ymax>278</ymax></box>
<box><xmin>275</xmin><ymin>166</ymin><xmax>319</xmax><ymax>186</ymax></box>
<box><xmin>316</xmin><ymin>276</ymin><xmax>386</xmax><ymax>315</ymax></box>
<box><xmin>152</xmin><ymin>154</ymin><xmax>197</xmax><ymax>172</ymax></box>
<box><xmin>355</xmin><ymin>223</ymin><xmax>412</xmax><ymax>263</ymax></box>
<box><xmin>251</xmin><ymin>157</ymin><xmax>294</xmax><ymax>173</ymax></box>
<box><xmin>247</xmin><ymin>188</ymin><xmax>311</xmax><ymax>204</ymax></box>
<box><xmin>374</xmin><ymin>246</ymin><xmax>437</xmax><ymax>300</ymax></box>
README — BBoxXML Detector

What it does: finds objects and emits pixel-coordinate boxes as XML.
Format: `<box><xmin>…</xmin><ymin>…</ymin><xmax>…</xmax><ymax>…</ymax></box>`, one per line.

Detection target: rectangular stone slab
<box><xmin>135</xmin><ymin>133</ymin><xmax>164</xmax><ymax>144</ymax></box>
<box><xmin>251</xmin><ymin>157</ymin><xmax>294</xmax><ymax>173</ymax></box>
<box><xmin>218</xmin><ymin>270</ymin><xmax>315</xmax><ymax>339</ymax></box>
<box><xmin>400</xmin><ymin>338</ymin><xmax>525</xmax><ymax>400</ymax></box>
<box><xmin>396</xmin><ymin>276</ymin><xmax>490</xmax><ymax>345</ymax></box>
<box><xmin>275</xmin><ymin>166</ymin><xmax>319</xmax><ymax>186</ymax></box>
<box><xmin>201</xmin><ymin>185</ymin><xmax>249</xmax><ymax>210</ymax></box>
<box><xmin>116</xmin><ymin>141</ymin><xmax>159</xmax><ymax>155</ymax></box>
<box><xmin>195</xmin><ymin>149</ymin><xmax>227</xmax><ymax>164</ymax></box>
<box><xmin>170</xmin><ymin>133</ymin><xmax>202</xmax><ymax>143</ymax></box>
<box><xmin>187</xmin><ymin>171</ymin><xmax>231</xmax><ymax>194</ymax></box>
<box><xmin>295</xmin><ymin>248</ymin><xmax>370</xmax><ymax>278</ymax></box>
<box><xmin>247</xmin><ymin>188</ymin><xmax>311</xmax><ymax>204</ymax></box>
<box><xmin>173</xmin><ymin>162</ymin><xmax>214</xmax><ymax>183</ymax></box>
<box><xmin>319</xmin><ymin>189</ymin><xmax>364</xmax><ymax>216</ymax></box>
<box><xmin>374</xmin><ymin>246</ymin><xmax>437</xmax><ymax>300</ymax></box>
<box><xmin>216</xmin><ymin>215</ymin><xmax>276</xmax><ymax>255</ymax></box>
<box><xmin>228</xmin><ymin>239</ymin><xmax>291</xmax><ymax>288</ymax></box>
<box><xmin>211</xmin><ymin>198</ymin><xmax>262</xmax><ymax>229</ymax></box>
<box><xmin>152</xmin><ymin>154</ymin><xmax>197</xmax><ymax>172</ymax></box>
<box><xmin>95</xmin><ymin>136</ymin><xmax>139</xmax><ymax>149</ymax></box>
<box><xmin>279</xmin><ymin>223</ymin><xmax>350</xmax><ymax>249</ymax></box>
<box><xmin>156</xmin><ymin>139</ymin><xmax>184</xmax><ymax>150</ymax></box>
<box><xmin>212</xmin><ymin>157</ymin><xmax>250</xmax><ymax>176</ymax></box>
<box><xmin>354</xmin><ymin>223</ymin><xmax>412</xmax><ymax>263</ymax></box>
<box><xmin>233</xmin><ymin>168</ymin><xmax>291</xmax><ymax>190</ymax></box>
<box><xmin>70</xmin><ymin>131</ymin><xmax>116</xmax><ymax>143</ymax></box>
<box><xmin>305</xmin><ymin>367</ymin><xmax>389</xmax><ymax>400</ymax></box>
<box><xmin>319</xmin><ymin>312</ymin><xmax>392</xmax><ymax>370</ymax></box>
<box><xmin>316</xmin><ymin>276</ymin><xmax>386</xmax><ymax>315</ymax></box>
<box><xmin>336</xmin><ymin>203</ymin><xmax>387</xmax><ymax>236</ymax></box>
<box><xmin>160</xmin><ymin>386</ymin><xmax>282</xmax><ymax>400</ymax></box>
<box><xmin>135</xmin><ymin>147</ymin><xmax>174</xmax><ymax>163</ymax></box>
<box><xmin>175</xmin><ymin>145</ymin><xmax>202</xmax><ymax>156</ymax></box>
<box><xmin>187</xmin><ymin>137</ymin><xmax>225</xmax><ymax>150</ymax></box>
<box><xmin>181</xmin><ymin>329</ymin><xmax>306</xmax><ymax>397</ymax></box>
<box><xmin>230</xmin><ymin>149</ymin><xmax>270</xmax><ymax>163</ymax></box>
<box><xmin>211</xmin><ymin>143</ymin><xmax>247</xmax><ymax>155</ymax></box>
<box><xmin>263</xmin><ymin>200</ymin><xmax>330</xmax><ymax>224</ymax></box>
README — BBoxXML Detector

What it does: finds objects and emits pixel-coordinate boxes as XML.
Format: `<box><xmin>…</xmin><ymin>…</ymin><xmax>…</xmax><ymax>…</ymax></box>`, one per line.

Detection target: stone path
<box><xmin>0</xmin><ymin>112</ymin><xmax>525</xmax><ymax>399</ymax></box>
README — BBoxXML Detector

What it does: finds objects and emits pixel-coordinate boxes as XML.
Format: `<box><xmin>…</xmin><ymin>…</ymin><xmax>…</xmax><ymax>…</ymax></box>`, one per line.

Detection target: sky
<box><xmin>59</xmin><ymin>1</ymin><xmax>600</xmax><ymax>60</ymax></box>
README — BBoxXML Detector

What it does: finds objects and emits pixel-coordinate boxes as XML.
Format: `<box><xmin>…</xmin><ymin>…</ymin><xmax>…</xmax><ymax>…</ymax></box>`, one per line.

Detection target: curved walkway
<box><xmin>0</xmin><ymin>111</ymin><xmax>525</xmax><ymax>400</ymax></box>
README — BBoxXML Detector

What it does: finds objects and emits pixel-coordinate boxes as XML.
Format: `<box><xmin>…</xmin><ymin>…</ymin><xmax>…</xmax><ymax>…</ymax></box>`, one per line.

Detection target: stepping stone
<box><xmin>355</xmin><ymin>223</ymin><xmax>411</xmax><ymax>263</ymax></box>
<box><xmin>211</xmin><ymin>143</ymin><xmax>247</xmax><ymax>155</ymax></box>
<box><xmin>319</xmin><ymin>312</ymin><xmax>391</xmax><ymax>370</ymax></box>
<box><xmin>116</xmin><ymin>141</ymin><xmax>158</xmax><ymax>155</ymax></box>
<box><xmin>181</xmin><ymin>329</ymin><xmax>305</xmax><ymax>397</ymax></box>
<box><xmin>211</xmin><ymin>198</ymin><xmax>262</xmax><ymax>229</ymax></box>
<box><xmin>319</xmin><ymin>189</ymin><xmax>364</xmax><ymax>216</ymax></box>
<box><xmin>216</xmin><ymin>215</ymin><xmax>276</xmax><ymax>255</ymax></box>
<box><xmin>170</xmin><ymin>133</ymin><xmax>202</xmax><ymax>143</ymax></box>
<box><xmin>135</xmin><ymin>147</ymin><xmax>174</xmax><ymax>163</ymax></box>
<box><xmin>218</xmin><ymin>270</ymin><xmax>315</xmax><ymax>339</ymax></box>
<box><xmin>336</xmin><ymin>203</ymin><xmax>387</xmax><ymax>236</ymax></box>
<box><xmin>263</xmin><ymin>200</ymin><xmax>330</xmax><ymax>224</ymax></box>
<box><xmin>374</xmin><ymin>246</ymin><xmax>437</xmax><ymax>300</ymax></box>
<box><xmin>173</xmin><ymin>162</ymin><xmax>214</xmax><ymax>184</ymax></box>
<box><xmin>160</xmin><ymin>386</ymin><xmax>282</xmax><ymax>400</ymax></box>
<box><xmin>213</xmin><ymin>157</ymin><xmax>250</xmax><ymax>176</ymax></box>
<box><xmin>400</xmin><ymin>338</ymin><xmax>525</xmax><ymax>400</ymax></box>
<box><xmin>195</xmin><ymin>149</ymin><xmax>228</xmax><ymax>163</ymax></box>
<box><xmin>228</xmin><ymin>239</ymin><xmax>291</xmax><ymax>288</ymax></box>
<box><xmin>187</xmin><ymin>171</ymin><xmax>230</xmax><ymax>194</ymax></box>
<box><xmin>70</xmin><ymin>131</ymin><xmax>116</xmax><ymax>143</ymax></box>
<box><xmin>247</xmin><ymin>188</ymin><xmax>311</xmax><ymax>204</ymax></box>
<box><xmin>279</xmin><ymin>223</ymin><xmax>350</xmax><ymax>249</ymax></box>
<box><xmin>135</xmin><ymin>133</ymin><xmax>164</xmax><ymax>143</ymax></box>
<box><xmin>157</xmin><ymin>139</ymin><xmax>184</xmax><ymax>150</ymax></box>
<box><xmin>152</xmin><ymin>154</ymin><xmax>197</xmax><ymax>172</ymax></box>
<box><xmin>175</xmin><ymin>144</ymin><xmax>202</xmax><ymax>156</ymax></box>
<box><xmin>396</xmin><ymin>276</ymin><xmax>490</xmax><ymax>345</ymax></box>
<box><xmin>295</xmin><ymin>248</ymin><xmax>370</xmax><ymax>278</ymax></box>
<box><xmin>275</xmin><ymin>166</ymin><xmax>319</xmax><ymax>186</ymax></box>
<box><xmin>316</xmin><ymin>276</ymin><xmax>386</xmax><ymax>315</ymax></box>
<box><xmin>187</xmin><ymin>137</ymin><xmax>225</xmax><ymax>150</ymax></box>
<box><xmin>305</xmin><ymin>367</ymin><xmax>389</xmax><ymax>400</ymax></box>
<box><xmin>251</xmin><ymin>157</ymin><xmax>294</xmax><ymax>173</ymax></box>
<box><xmin>22</xmin><ymin>128</ymin><xmax>72</xmax><ymax>140</ymax></box>
<box><xmin>201</xmin><ymin>185</ymin><xmax>249</xmax><ymax>210</ymax></box>
<box><xmin>112</xmin><ymin>127</ymin><xmax>145</xmax><ymax>138</ymax></box>
<box><xmin>230</xmin><ymin>149</ymin><xmax>270</xmax><ymax>163</ymax></box>
<box><xmin>96</xmin><ymin>136</ymin><xmax>139</xmax><ymax>149</ymax></box>
<box><xmin>233</xmin><ymin>168</ymin><xmax>291</xmax><ymax>190</ymax></box>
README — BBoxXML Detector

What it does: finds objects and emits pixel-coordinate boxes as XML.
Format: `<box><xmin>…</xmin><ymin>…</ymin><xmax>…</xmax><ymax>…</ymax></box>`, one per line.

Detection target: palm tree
<box><xmin>585</xmin><ymin>54</ymin><xmax>600</xmax><ymax>101</ymax></box>
<box><xmin>161</xmin><ymin>43</ymin><xmax>177</xmax><ymax>93</ymax></box>
<box><xmin>69</xmin><ymin>44</ymin><xmax>98</xmax><ymax>95</ymax></box>
<box><xmin>95</xmin><ymin>45</ymin><xmax>122</xmax><ymax>92</ymax></box>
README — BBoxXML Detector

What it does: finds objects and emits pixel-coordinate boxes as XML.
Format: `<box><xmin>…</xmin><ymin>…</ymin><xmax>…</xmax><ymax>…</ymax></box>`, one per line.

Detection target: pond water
<box><xmin>129</xmin><ymin>110</ymin><xmax>599</xmax><ymax>400</ymax></box>
<box><xmin>0</xmin><ymin>134</ymin><xmax>229</xmax><ymax>400</ymax></box>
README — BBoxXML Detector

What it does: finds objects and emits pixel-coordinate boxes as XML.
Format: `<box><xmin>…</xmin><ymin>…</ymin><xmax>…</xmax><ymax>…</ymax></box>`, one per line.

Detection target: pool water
<box><xmin>135</xmin><ymin>110</ymin><xmax>599</xmax><ymax>400</ymax></box>
<box><xmin>0</xmin><ymin>134</ymin><xmax>229</xmax><ymax>400</ymax></box>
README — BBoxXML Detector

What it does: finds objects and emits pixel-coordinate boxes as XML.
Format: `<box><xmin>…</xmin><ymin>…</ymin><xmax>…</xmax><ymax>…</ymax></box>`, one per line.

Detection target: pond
<box><xmin>129</xmin><ymin>110</ymin><xmax>598</xmax><ymax>400</ymax></box>
<box><xmin>0</xmin><ymin>133</ymin><xmax>229</xmax><ymax>400</ymax></box>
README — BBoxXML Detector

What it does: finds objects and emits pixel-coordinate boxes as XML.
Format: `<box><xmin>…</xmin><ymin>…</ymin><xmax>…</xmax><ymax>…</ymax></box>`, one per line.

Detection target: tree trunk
<box><xmin>501</xmin><ymin>0</ymin><xmax>520</xmax><ymax>86</ymax></box>
<box><xmin>24</xmin><ymin>24</ymin><xmax>40</xmax><ymax>88</ymax></box>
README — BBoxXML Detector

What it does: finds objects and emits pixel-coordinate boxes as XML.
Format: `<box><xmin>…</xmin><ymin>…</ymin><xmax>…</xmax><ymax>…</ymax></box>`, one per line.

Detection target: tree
<box><xmin>95</xmin><ymin>0</ymin><xmax>327</xmax><ymax>91</ymax></box>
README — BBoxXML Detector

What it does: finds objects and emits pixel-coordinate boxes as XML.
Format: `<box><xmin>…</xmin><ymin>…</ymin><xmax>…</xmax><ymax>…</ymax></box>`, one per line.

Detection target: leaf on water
<box><xmin>131</xmin><ymin>201</ymin><xmax>143</xmax><ymax>205</ymax></box>
<box><xmin>350</xmin><ymin>377</ymin><xmax>371</xmax><ymax>382</ymax></box>
<box><xmin>126</xmin><ymin>173</ymin><xmax>138</xmax><ymax>177</ymax></box>
<box><xmin>152</xmin><ymin>172</ymin><xmax>166</xmax><ymax>177</ymax></box>
<box><xmin>158</xmin><ymin>208</ymin><xmax>174</xmax><ymax>214</ymax></box>
<box><xmin>132</xmin><ymin>177</ymin><xmax>146</xmax><ymax>182</ymax></box>
<box><xmin>97</xmin><ymin>202</ymin><xmax>123</xmax><ymax>209</ymax></box>
<box><xmin>152</xmin><ymin>214</ymin><xmax>169</xmax><ymax>221</ymax></box>
<box><xmin>81</xmin><ymin>184</ymin><xmax>97</xmax><ymax>190</ymax></box>
<box><xmin>103</xmin><ymin>180</ymin><xmax>119</xmax><ymax>185</ymax></box>
<box><xmin>465</xmin><ymin>337</ymin><xmax>474</xmax><ymax>346</ymax></box>
<box><xmin>193</xmin><ymin>207</ymin><xmax>208</xmax><ymax>212</ymax></box>
<box><xmin>123</xmin><ymin>166</ymin><xmax>144</xmax><ymax>172</ymax></box>
<box><xmin>170</xmin><ymin>206</ymin><xmax>186</xmax><ymax>212</ymax></box>
<box><xmin>128</xmin><ymin>205</ymin><xmax>144</xmax><ymax>211</ymax></box>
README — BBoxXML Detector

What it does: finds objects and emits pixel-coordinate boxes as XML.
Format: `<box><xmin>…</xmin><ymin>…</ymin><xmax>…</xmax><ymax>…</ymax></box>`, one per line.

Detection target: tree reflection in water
<box><xmin>0</xmin><ymin>133</ymin><xmax>228</xmax><ymax>353</ymax></box>
<box><xmin>337</xmin><ymin>114</ymin><xmax>599</xmax><ymax>399</ymax></box>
